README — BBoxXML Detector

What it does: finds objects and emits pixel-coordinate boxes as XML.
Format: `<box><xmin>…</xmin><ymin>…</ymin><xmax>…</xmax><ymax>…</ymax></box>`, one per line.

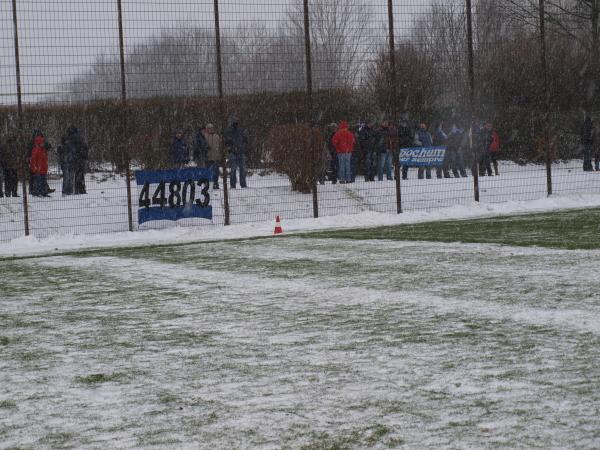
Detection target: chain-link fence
<box><xmin>1</xmin><ymin>0</ymin><xmax>599</xmax><ymax>243</ymax></box>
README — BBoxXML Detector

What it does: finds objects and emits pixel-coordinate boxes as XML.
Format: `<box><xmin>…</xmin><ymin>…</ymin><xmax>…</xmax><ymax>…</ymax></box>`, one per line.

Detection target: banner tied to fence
<box><xmin>400</xmin><ymin>147</ymin><xmax>447</xmax><ymax>167</ymax></box>
<box><xmin>134</xmin><ymin>168</ymin><xmax>214</xmax><ymax>225</ymax></box>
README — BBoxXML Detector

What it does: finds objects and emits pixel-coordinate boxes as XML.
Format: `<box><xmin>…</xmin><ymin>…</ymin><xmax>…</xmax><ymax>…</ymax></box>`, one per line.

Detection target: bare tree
<box><xmin>284</xmin><ymin>0</ymin><xmax>376</xmax><ymax>90</ymax></box>
<box><xmin>503</xmin><ymin>0</ymin><xmax>599</xmax><ymax>106</ymax></box>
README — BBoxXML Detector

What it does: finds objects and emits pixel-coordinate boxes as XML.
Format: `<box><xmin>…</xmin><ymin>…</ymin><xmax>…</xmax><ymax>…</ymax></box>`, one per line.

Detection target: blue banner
<box><xmin>400</xmin><ymin>147</ymin><xmax>446</xmax><ymax>167</ymax></box>
<box><xmin>134</xmin><ymin>167</ymin><xmax>214</xmax><ymax>225</ymax></box>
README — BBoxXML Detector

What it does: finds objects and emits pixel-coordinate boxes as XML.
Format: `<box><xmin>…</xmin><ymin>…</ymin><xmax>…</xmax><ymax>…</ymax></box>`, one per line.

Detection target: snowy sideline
<box><xmin>2</xmin><ymin>192</ymin><xmax>600</xmax><ymax>258</ymax></box>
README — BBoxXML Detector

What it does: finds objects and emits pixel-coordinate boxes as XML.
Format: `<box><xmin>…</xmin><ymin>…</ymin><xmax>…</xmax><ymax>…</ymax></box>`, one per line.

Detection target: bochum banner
<box><xmin>399</xmin><ymin>147</ymin><xmax>446</xmax><ymax>167</ymax></box>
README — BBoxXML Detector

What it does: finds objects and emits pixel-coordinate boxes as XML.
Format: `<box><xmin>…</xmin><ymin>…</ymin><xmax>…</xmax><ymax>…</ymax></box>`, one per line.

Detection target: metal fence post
<box><xmin>11</xmin><ymin>0</ymin><xmax>29</xmax><ymax>236</ymax></box>
<box><xmin>388</xmin><ymin>0</ymin><xmax>402</xmax><ymax>214</ymax></box>
<box><xmin>466</xmin><ymin>0</ymin><xmax>479</xmax><ymax>202</ymax></box>
<box><xmin>303</xmin><ymin>0</ymin><xmax>319</xmax><ymax>219</ymax></box>
<box><xmin>117</xmin><ymin>0</ymin><xmax>134</xmax><ymax>231</ymax></box>
<box><xmin>539</xmin><ymin>0</ymin><xmax>553</xmax><ymax>196</ymax></box>
<box><xmin>213</xmin><ymin>0</ymin><xmax>230</xmax><ymax>225</ymax></box>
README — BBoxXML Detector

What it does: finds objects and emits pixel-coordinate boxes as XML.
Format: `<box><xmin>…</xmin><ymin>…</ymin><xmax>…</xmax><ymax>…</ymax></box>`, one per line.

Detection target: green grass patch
<box><xmin>158</xmin><ymin>392</ymin><xmax>180</xmax><ymax>404</ymax></box>
<box><xmin>299</xmin><ymin>208</ymin><xmax>600</xmax><ymax>249</ymax></box>
<box><xmin>0</xmin><ymin>400</ymin><xmax>17</xmax><ymax>409</ymax></box>
<box><xmin>0</xmin><ymin>336</ymin><xmax>9</xmax><ymax>346</ymax></box>
<box><xmin>76</xmin><ymin>372</ymin><xmax>127</xmax><ymax>385</ymax></box>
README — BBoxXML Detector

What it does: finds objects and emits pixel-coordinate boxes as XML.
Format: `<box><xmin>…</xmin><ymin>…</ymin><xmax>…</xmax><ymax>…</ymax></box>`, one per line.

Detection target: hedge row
<box><xmin>0</xmin><ymin>89</ymin><xmax>591</xmax><ymax>171</ymax></box>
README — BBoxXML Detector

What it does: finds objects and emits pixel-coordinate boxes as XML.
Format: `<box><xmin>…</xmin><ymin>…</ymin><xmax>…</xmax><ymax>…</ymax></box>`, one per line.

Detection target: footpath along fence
<box><xmin>1</xmin><ymin>0</ymin><xmax>600</xmax><ymax>243</ymax></box>
<box><xmin>1</xmin><ymin>156</ymin><xmax>599</xmax><ymax>243</ymax></box>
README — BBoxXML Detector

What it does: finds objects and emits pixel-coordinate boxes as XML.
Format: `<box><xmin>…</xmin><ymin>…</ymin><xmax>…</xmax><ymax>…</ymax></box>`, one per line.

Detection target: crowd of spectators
<box><xmin>0</xmin><ymin>114</ymin><xmax>596</xmax><ymax>199</ymax></box>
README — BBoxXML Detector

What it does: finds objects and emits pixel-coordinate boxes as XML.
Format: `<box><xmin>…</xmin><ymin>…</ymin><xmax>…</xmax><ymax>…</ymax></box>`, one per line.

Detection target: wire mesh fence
<box><xmin>1</xmin><ymin>0</ymin><xmax>599</xmax><ymax>243</ymax></box>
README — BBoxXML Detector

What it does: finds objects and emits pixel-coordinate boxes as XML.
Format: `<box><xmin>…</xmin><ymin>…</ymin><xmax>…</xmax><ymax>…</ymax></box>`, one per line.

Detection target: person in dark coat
<box><xmin>223</xmin><ymin>116</ymin><xmax>248</xmax><ymax>188</ymax></box>
<box><xmin>193</xmin><ymin>126</ymin><xmax>209</xmax><ymax>168</ymax></box>
<box><xmin>416</xmin><ymin>123</ymin><xmax>433</xmax><ymax>179</ymax></box>
<box><xmin>0</xmin><ymin>143</ymin><xmax>4</xmax><ymax>198</ymax></box>
<box><xmin>63</xmin><ymin>126</ymin><xmax>89</xmax><ymax>194</ymax></box>
<box><xmin>446</xmin><ymin>122</ymin><xmax>468</xmax><ymax>178</ymax></box>
<box><xmin>57</xmin><ymin>136</ymin><xmax>73</xmax><ymax>195</ymax></box>
<box><xmin>326</xmin><ymin>123</ymin><xmax>338</xmax><ymax>184</ymax></box>
<box><xmin>433</xmin><ymin>122</ymin><xmax>450</xmax><ymax>178</ymax></box>
<box><xmin>377</xmin><ymin>120</ymin><xmax>396</xmax><ymax>181</ymax></box>
<box><xmin>0</xmin><ymin>135</ymin><xmax>20</xmax><ymax>197</ymax></box>
<box><xmin>319</xmin><ymin>123</ymin><xmax>338</xmax><ymax>184</ymax></box>
<box><xmin>398</xmin><ymin>113</ymin><xmax>415</xmax><ymax>180</ymax></box>
<box><xmin>595</xmin><ymin>121</ymin><xmax>600</xmax><ymax>171</ymax></box>
<box><xmin>0</xmin><ymin>150</ymin><xmax>3</xmax><ymax>197</ymax></box>
<box><xmin>171</xmin><ymin>129</ymin><xmax>190</xmax><ymax>169</ymax></box>
<box><xmin>358</xmin><ymin>120</ymin><xmax>378</xmax><ymax>182</ymax></box>
<box><xmin>479</xmin><ymin>122</ymin><xmax>494</xmax><ymax>176</ymax></box>
<box><xmin>470</xmin><ymin>119</ymin><xmax>483</xmax><ymax>176</ymax></box>
<box><xmin>581</xmin><ymin>115</ymin><xmax>595</xmax><ymax>172</ymax></box>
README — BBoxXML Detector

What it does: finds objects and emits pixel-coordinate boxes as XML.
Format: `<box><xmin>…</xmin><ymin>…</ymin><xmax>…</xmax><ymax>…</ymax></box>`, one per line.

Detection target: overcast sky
<box><xmin>0</xmin><ymin>0</ymin><xmax>426</xmax><ymax>105</ymax></box>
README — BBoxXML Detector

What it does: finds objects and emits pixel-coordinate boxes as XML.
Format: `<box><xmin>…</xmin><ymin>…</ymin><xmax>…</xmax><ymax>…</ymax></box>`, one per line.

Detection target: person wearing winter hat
<box><xmin>204</xmin><ymin>123</ymin><xmax>222</xmax><ymax>189</ymax></box>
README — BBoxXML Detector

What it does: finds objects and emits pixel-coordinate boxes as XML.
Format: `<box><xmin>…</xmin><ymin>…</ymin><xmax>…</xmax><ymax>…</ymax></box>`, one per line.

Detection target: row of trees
<box><xmin>58</xmin><ymin>0</ymin><xmax>598</xmax><ymax>110</ymax></box>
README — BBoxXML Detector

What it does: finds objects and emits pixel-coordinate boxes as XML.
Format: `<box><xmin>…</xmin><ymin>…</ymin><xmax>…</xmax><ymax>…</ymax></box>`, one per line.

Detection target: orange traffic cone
<box><xmin>273</xmin><ymin>215</ymin><xmax>283</xmax><ymax>235</ymax></box>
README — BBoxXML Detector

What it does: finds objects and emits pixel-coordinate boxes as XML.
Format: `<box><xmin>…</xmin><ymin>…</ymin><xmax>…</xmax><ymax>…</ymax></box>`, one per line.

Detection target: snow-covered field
<box><xmin>1</xmin><ymin>160</ymin><xmax>599</xmax><ymax>247</ymax></box>
<box><xmin>1</xmin><ymin>236</ymin><xmax>600</xmax><ymax>448</ymax></box>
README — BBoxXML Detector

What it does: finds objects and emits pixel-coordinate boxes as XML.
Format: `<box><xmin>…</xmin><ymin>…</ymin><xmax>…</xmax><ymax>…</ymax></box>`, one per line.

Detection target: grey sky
<box><xmin>0</xmin><ymin>0</ymin><xmax>426</xmax><ymax>105</ymax></box>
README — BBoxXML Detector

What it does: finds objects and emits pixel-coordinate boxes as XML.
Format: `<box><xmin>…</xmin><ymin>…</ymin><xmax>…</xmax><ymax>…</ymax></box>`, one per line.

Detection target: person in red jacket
<box><xmin>30</xmin><ymin>132</ymin><xmax>51</xmax><ymax>197</ymax></box>
<box><xmin>331</xmin><ymin>120</ymin><xmax>355</xmax><ymax>184</ymax></box>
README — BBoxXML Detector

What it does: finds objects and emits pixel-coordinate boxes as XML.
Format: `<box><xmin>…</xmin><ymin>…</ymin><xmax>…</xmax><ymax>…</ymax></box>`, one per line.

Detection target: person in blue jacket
<box><xmin>171</xmin><ymin>130</ymin><xmax>190</xmax><ymax>169</ymax></box>
<box><xmin>446</xmin><ymin>121</ymin><xmax>468</xmax><ymax>178</ymax></box>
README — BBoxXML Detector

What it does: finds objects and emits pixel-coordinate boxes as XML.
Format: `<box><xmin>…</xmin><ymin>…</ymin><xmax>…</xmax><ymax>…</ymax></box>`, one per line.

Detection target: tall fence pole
<box><xmin>11</xmin><ymin>0</ymin><xmax>29</xmax><ymax>236</ymax></box>
<box><xmin>117</xmin><ymin>0</ymin><xmax>134</xmax><ymax>231</ymax></box>
<box><xmin>388</xmin><ymin>0</ymin><xmax>402</xmax><ymax>214</ymax></box>
<box><xmin>213</xmin><ymin>0</ymin><xmax>230</xmax><ymax>225</ymax></box>
<box><xmin>539</xmin><ymin>0</ymin><xmax>553</xmax><ymax>196</ymax></box>
<box><xmin>303</xmin><ymin>0</ymin><xmax>319</xmax><ymax>219</ymax></box>
<box><xmin>465</xmin><ymin>0</ymin><xmax>479</xmax><ymax>202</ymax></box>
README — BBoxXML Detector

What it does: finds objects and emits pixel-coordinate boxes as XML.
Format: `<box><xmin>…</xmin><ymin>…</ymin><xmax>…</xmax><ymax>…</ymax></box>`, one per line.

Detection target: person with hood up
<box><xmin>224</xmin><ymin>115</ymin><xmax>248</xmax><ymax>188</ymax></box>
<box><xmin>171</xmin><ymin>129</ymin><xmax>190</xmax><ymax>169</ymax></box>
<box><xmin>30</xmin><ymin>131</ymin><xmax>51</xmax><ymax>197</ymax></box>
<box><xmin>331</xmin><ymin>120</ymin><xmax>355</xmax><ymax>184</ymax></box>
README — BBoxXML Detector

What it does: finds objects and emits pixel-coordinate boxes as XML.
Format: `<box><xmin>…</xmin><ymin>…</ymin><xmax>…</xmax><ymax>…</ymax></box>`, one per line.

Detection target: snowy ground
<box><xmin>1</xmin><ymin>237</ymin><xmax>600</xmax><ymax>448</ymax></box>
<box><xmin>1</xmin><ymin>159</ymin><xmax>599</xmax><ymax>247</ymax></box>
